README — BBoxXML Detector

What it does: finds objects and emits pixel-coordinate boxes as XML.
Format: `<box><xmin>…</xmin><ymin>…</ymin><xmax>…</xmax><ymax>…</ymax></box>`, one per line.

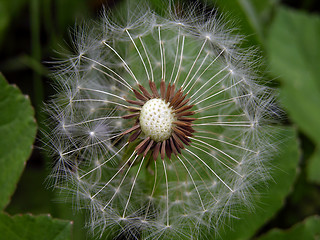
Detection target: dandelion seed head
<box><xmin>44</xmin><ymin>2</ymin><xmax>280</xmax><ymax>239</ymax></box>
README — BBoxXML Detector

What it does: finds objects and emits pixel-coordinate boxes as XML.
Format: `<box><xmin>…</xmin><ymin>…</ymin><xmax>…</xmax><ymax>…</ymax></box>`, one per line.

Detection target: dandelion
<box><xmin>45</xmin><ymin>3</ymin><xmax>278</xmax><ymax>239</ymax></box>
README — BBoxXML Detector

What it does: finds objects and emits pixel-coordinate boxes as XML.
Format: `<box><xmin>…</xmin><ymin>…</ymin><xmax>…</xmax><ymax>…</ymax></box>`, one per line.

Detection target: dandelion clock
<box><xmin>45</xmin><ymin>3</ymin><xmax>280</xmax><ymax>239</ymax></box>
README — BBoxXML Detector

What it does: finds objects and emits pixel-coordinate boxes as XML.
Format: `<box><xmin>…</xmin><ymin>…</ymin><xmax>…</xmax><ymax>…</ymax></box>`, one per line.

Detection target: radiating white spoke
<box><xmin>195</xmin><ymin>94</ymin><xmax>251</xmax><ymax>113</ymax></box>
<box><xmin>190</xmin><ymin>73</ymin><xmax>233</xmax><ymax>105</ymax></box>
<box><xmin>162</xmin><ymin>40</ymin><xmax>166</xmax><ymax>82</ymax></box>
<box><xmin>123</xmin><ymin>156</ymin><xmax>145</xmax><ymax>218</ymax></box>
<box><xmin>63</xmin><ymin>116</ymin><xmax>121</xmax><ymax>128</ymax></box>
<box><xmin>72</xmin><ymin>99</ymin><xmax>128</xmax><ymax>108</ymax></box>
<box><xmin>173</xmin><ymin>35</ymin><xmax>185</xmax><ymax>84</ymax></box>
<box><xmin>169</xmin><ymin>28</ymin><xmax>181</xmax><ymax>83</ymax></box>
<box><xmin>103</xmin><ymin>41</ymin><xmax>139</xmax><ymax>84</ymax></box>
<box><xmin>52</xmin><ymin>56</ymin><xmax>79</xmax><ymax>64</ymax></box>
<box><xmin>190</xmin><ymin>137</ymin><xmax>239</xmax><ymax>164</ymax></box>
<box><xmin>181</xmin><ymin>154</ymin><xmax>217</xmax><ymax>201</ymax></box>
<box><xmin>162</xmin><ymin>160</ymin><xmax>170</xmax><ymax>226</ymax></box>
<box><xmin>168</xmin><ymin>158</ymin><xmax>185</xmax><ymax>205</ymax></box>
<box><xmin>196</xmin><ymin>121</ymin><xmax>251</xmax><ymax>125</ymax></box>
<box><xmin>80</xmin><ymin>142</ymin><xmax>129</xmax><ymax>179</ymax></box>
<box><xmin>186</xmin><ymin>149</ymin><xmax>234</xmax><ymax>192</ymax></box>
<box><xmin>139</xmin><ymin>36</ymin><xmax>154</xmax><ymax>82</ymax></box>
<box><xmin>194</xmin><ymin>123</ymin><xmax>251</xmax><ymax>127</ymax></box>
<box><xmin>126</xmin><ymin>29</ymin><xmax>150</xmax><ymax>80</ymax></box>
<box><xmin>190</xmin><ymin>69</ymin><xmax>229</xmax><ymax>103</ymax></box>
<box><xmin>53</xmin><ymin>56</ymin><xmax>81</xmax><ymax>73</ymax></box>
<box><xmin>92</xmin><ymin>66</ymin><xmax>132</xmax><ymax>90</ymax></box>
<box><xmin>197</xmin><ymin>114</ymin><xmax>245</xmax><ymax>120</ymax></box>
<box><xmin>158</xmin><ymin>26</ymin><xmax>166</xmax><ymax>82</ymax></box>
<box><xmin>190</xmin><ymin>143</ymin><xmax>242</xmax><ymax>177</ymax></box>
<box><xmin>144</xmin><ymin>160</ymin><xmax>158</xmax><ymax>220</ymax></box>
<box><xmin>192</xmin><ymin>78</ymin><xmax>244</xmax><ymax>105</ymax></box>
<box><xmin>82</xmin><ymin>56</ymin><xmax>132</xmax><ymax>89</ymax></box>
<box><xmin>61</xmin><ymin>132</ymin><xmax>122</xmax><ymax>156</ymax></box>
<box><xmin>177</xmin><ymin>156</ymin><xmax>206</xmax><ymax>211</ymax></box>
<box><xmin>181</xmin><ymin>38</ymin><xmax>207</xmax><ymax>90</ymax></box>
<box><xmin>78</xmin><ymin>87</ymin><xmax>126</xmax><ymax>101</ymax></box>
<box><xmin>183</xmin><ymin>52</ymin><xmax>209</xmax><ymax>91</ymax></box>
<box><xmin>93</xmin><ymin>151</ymin><xmax>137</xmax><ymax>199</ymax></box>
<box><xmin>186</xmin><ymin>49</ymin><xmax>225</xmax><ymax>95</ymax></box>
<box><xmin>195</xmin><ymin>135</ymin><xmax>258</xmax><ymax>154</ymax></box>
<box><xmin>103</xmin><ymin>154</ymin><xmax>140</xmax><ymax>210</ymax></box>
<box><xmin>216</xmin><ymin>194</ymin><xmax>232</xmax><ymax>224</ymax></box>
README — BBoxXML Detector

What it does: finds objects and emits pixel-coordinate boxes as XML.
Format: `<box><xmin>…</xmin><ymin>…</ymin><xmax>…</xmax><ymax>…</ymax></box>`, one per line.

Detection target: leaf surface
<box><xmin>0</xmin><ymin>213</ymin><xmax>72</xmax><ymax>240</ymax></box>
<box><xmin>267</xmin><ymin>6</ymin><xmax>320</xmax><ymax>185</ymax></box>
<box><xmin>267</xmin><ymin>7</ymin><xmax>320</xmax><ymax>144</ymax></box>
<box><xmin>0</xmin><ymin>73</ymin><xmax>37</xmax><ymax>210</ymax></box>
<box><xmin>257</xmin><ymin>215</ymin><xmax>320</xmax><ymax>240</ymax></box>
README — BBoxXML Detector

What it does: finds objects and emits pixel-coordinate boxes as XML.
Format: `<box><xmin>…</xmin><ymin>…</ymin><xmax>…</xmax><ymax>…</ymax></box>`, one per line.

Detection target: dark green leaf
<box><xmin>267</xmin><ymin>7</ymin><xmax>320</xmax><ymax>144</ymax></box>
<box><xmin>214</xmin><ymin>0</ymin><xmax>278</xmax><ymax>46</ymax></box>
<box><xmin>257</xmin><ymin>215</ymin><xmax>320</xmax><ymax>240</ymax></box>
<box><xmin>306</xmin><ymin>147</ymin><xmax>320</xmax><ymax>184</ymax></box>
<box><xmin>0</xmin><ymin>73</ymin><xmax>37</xmax><ymax>210</ymax></box>
<box><xmin>0</xmin><ymin>213</ymin><xmax>72</xmax><ymax>240</ymax></box>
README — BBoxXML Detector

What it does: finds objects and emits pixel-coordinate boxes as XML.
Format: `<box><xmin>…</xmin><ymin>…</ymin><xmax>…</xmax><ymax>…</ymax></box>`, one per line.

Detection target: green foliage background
<box><xmin>0</xmin><ymin>0</ymin><xmax>319</xmax><ymax>239</ymax></box>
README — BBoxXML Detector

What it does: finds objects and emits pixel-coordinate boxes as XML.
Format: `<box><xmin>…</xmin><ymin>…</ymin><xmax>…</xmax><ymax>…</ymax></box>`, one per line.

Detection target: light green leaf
<box><xmin>218</xmin><ymin>127</ymin><xmax>300</xmax><ymax>240</ymax></box>
<box><xmin>267</xmin><ymin>7</ymin><xmax>320</xmax><ymax>144</ymax></box>
<box><xmin>0</xmin><ymin>73</ymin><xmax>37</xmax><ymax>210</ymax></box>
<box><xmin>0</xmin><ymin>213</ymin><xmax>72</xmax><ymax>240</ymax></box>
<box><xmin>257</xmin><ymin>215</ymin><xmax>320</xmax><ymax>240</ymax></box>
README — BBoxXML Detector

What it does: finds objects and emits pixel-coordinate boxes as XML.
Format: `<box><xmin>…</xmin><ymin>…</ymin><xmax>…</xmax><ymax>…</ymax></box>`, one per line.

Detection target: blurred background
<box><xmin>1</xmin><ymin>0</ymin><xmax>320</xmax><ymax>239</ymax></box>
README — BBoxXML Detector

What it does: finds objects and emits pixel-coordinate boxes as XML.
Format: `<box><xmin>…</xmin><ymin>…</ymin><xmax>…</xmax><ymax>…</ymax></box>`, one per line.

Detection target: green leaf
<box><xmin>306</xmin><ymin>147</ymin><xmax>320</xmax><ymax>184</ymax></box>
<box><xmin>267</xmin><ymin>7</ymin><xmax>320</xmax><ymax>144</ymax></box>
<box><xmin>214</xmin><ymin>0</ymin><xmax>279</xmax><ymax>45</ymax></box>
<box><xmin>257</xmin><ymin>215</ymin><xmax>320</xmax><ymax>240</ymax></box>
<box><xmin>267</xmin><ymin>7</ymin><xmax>320</xmax><ymax>185</ymax></box>
<box><xmin>5</xmin><ymin>167</ymin><xmax>91</xmax><ymax>240</ymax></box>
<box><xmin>0</xmin><ymin>213</ymin><xmax>72</xmax><ymax>240</ymax></box>
<box><xmin>0</xmin><ymin>73</ymin><xmax>37</xmax><ymax>210</ymax></box>
<box><xmin>218</xmin><ymin>127</ymin><xmax>300</xmax><ymax>240</ymax></box>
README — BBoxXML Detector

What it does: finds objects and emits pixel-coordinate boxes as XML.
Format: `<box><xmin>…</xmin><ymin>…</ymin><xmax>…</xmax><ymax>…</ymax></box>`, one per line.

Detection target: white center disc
<box><xmin>139</xmin><ymin>98</ymin><xmax>176</xmax><ymax>142</ymax></box>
